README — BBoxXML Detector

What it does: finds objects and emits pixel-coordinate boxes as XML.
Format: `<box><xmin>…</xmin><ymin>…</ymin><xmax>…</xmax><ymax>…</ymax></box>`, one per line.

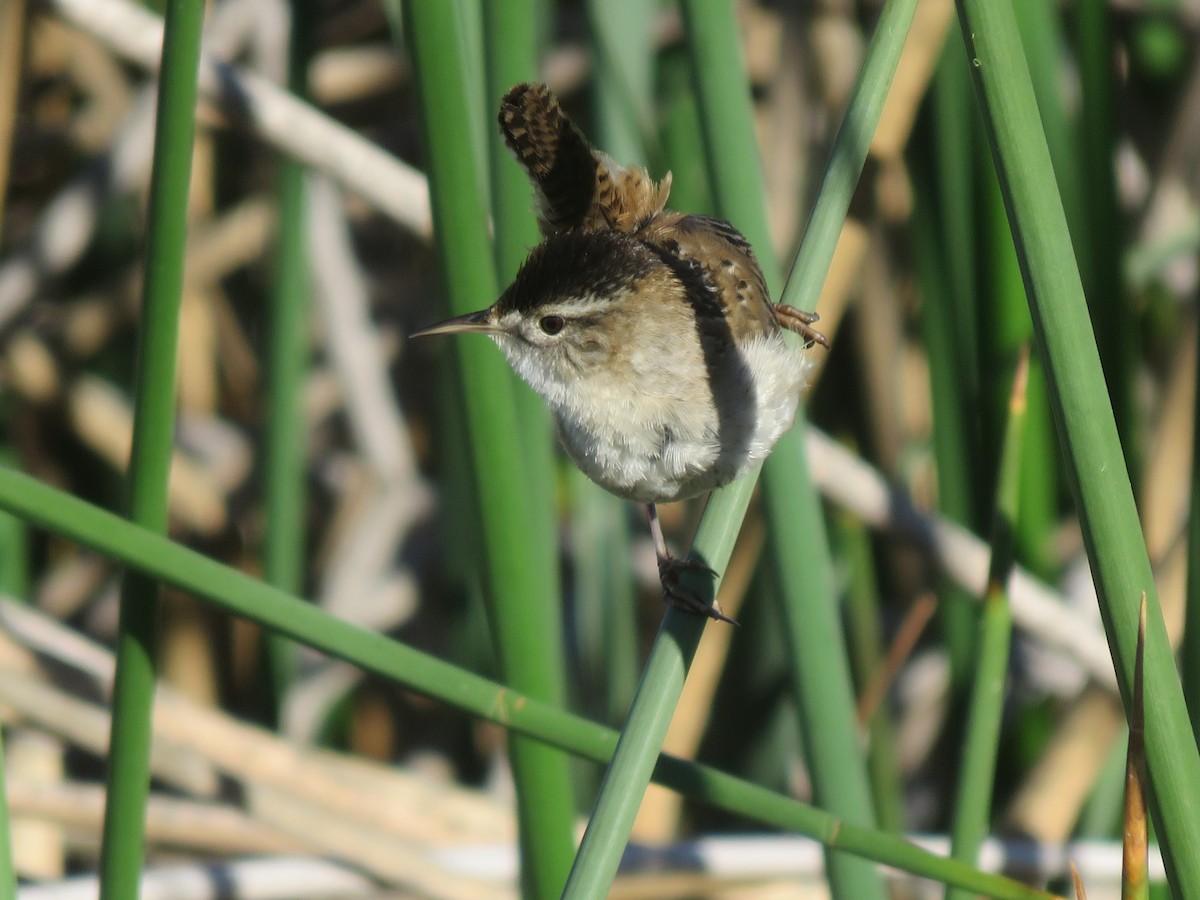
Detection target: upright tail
<box><xmin>499</xmin><ymin>83</ymin><xmax>599</xmax><ymax>235</ymax></box>
<box><xmin>498</xmin><ymin>83</ymin><xmax>672</xmax><ymax>236</ymax></box>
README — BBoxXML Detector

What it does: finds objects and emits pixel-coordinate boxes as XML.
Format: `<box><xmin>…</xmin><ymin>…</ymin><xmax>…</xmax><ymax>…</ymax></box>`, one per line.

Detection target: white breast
<box><xmin>551</xmin><ymin>333</ymin><xmax>814</xmax><ymax>503</ymax></box>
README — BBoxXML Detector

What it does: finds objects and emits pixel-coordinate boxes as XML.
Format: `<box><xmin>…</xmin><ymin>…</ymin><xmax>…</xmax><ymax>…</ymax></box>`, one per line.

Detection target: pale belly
<box><xmin>553</xmin><ymin>335</ymin><xmax>813</xmax><ymax>503</ymax></box>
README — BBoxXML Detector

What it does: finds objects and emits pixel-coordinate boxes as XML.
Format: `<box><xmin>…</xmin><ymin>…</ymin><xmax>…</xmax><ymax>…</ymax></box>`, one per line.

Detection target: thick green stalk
<box><xmin>453</xmin><ymin>0</ymin><xmax>489</xmax><ymax>193</ymax></box>
<box><xmin>98</xmin><ymin>1</ymin><xmax>204</xmax><ymax>896</ymax></box>
<box><xmin>480</xmin><ymin>0</ymin><xmax>563</xmax><ymax>661</ymax></box>
<box><xmin>587</xmin><ymin>0</ymin><xmax>655</xmax><ymax>167</ymax></box>
<box><xmin>931</xmin><ymin>39</ymin><xmax>980</xmax><ymax>418</ymax></box>
<box><xmin>910</xmin><ymin>155</ymin><xmax>978</xmax><ymax>694</ymax></box>
<box><xmin>945</xmin><ymin>354</ymin><xmax>1026</xmax><ymax>900</ymax></box>
<box><xmin>0</xmin><ymin>446</ymin><xmax>23</xmax><ymax>895</ymax></box>
<box><xmin>657</xmin><ymin>46</ymin><xmax>714</xmax><ymax>217</ymax></box>
<box><xmin>920</xmin><ymin>41</ymin><xmax>982</xmax><ymax>695</ymax></box>
<box><xmin>977</xmin><ymin>159</ymin><xmax>1055</xmax><ymax>578</ymax></box>
<box><xmin>0</xmin><ymin>454</ymin><xmax>26</xmax><ymax>599</ymax></box>
<box><xmin>482</xmin><ymin>0</ymin><xmax>541</xmax><ymax>282</ymax></box>
<box><xmin>1013</xmin><ymin>0</ymin><xmax>1086</xmax><ymax>279</ymax></box>
<box><xmin>263</xmin><ymin>1</ymin><xmax>312</xmax><ymax>703</ymax></box>
<box><xmin>403</xmin><ymin>3</ymin><xmax>575</xmax><ymax>895</ymax></box>
<box><xmin>0</xmin><ymin>465</ymin><xmax>1059</xmax><ymax>900</ymax></box>
<box><xmin>1185</xmin><ymin>304</ymin><xmax>1200</xmax><ymax>742</ymax></box>
<box><xmin>956</xmin><ymin>1</ymin><xmax>1200</xmax><ymax>889</ymax></box>
<box><xmin>1075</xmin><ymin>0</ymin><xmax>1139</xmax><ymax>476</ymax></box>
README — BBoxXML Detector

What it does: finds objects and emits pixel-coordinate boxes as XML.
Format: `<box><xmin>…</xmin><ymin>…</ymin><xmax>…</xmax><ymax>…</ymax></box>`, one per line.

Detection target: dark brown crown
<box><xmin>498</xmin><ymin>229</ymin><xmax>655</xmax><ymax>315</ymax></box>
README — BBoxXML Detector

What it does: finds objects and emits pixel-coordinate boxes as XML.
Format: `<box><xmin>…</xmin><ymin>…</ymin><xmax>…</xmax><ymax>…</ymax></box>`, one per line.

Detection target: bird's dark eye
<box><xmin>539</xmin><ymin>315</ymin><xmax>565</xmax><ymax>335</ymax></box>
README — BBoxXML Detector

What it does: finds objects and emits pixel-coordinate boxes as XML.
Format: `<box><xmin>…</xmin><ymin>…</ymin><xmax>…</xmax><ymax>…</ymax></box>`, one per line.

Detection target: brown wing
<box><xmin>498</xmin><ymin>83</ymin><xmax>671</xmax><ymax>236</ymax></box>
<box><xmin>638</xmin><ymin>213</ymin><xmax>778</xmax><ymax>340</ymax></box>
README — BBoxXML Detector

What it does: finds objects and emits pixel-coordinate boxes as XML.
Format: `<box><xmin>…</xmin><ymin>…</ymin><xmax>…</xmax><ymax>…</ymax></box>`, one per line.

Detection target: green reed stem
<box><xmin>946</xmin><ymin>351</ymin><xmax>1026</xmax><ymax>900</ymax></box>
<box><xmin>587</xmin><ymin>0</ymin><xmax>655</xmax><ymax>167</ymax></box>
<box><xmin>97</xmin><ymin>2</ymin><xmax>204</xmax><ymax>896</ymax></box>
<box><xmin>910</xmin><ymin>144</ymin><xmax>978</xmax><ymax>694</ymax></box>
<box><xmin>977</xmin><ymin>156</ymin><xmax>1056</xmax><ymax>579</ymax></box>
<box><xmin>1184</xmin><ymin>289</ymin><xmax>1200</xmax><ymax>745</ymax></box>
<box><xmin>839</xmin><ymin>511</ymin><xmax>904</xmax><ymax>832</ymax></box>
<box><xmin>403</xmin><ymin>3</ymin><xmax>575</xmax><ymax>894</ymax></box>
<box><xmin>480</xmin><ymin>0</ymin><xmax>562</xmax><ymax>640</ymax></box>
<box><xmin>1074</xmin><ymin>0</ymin><xmax>1138</xmax><ymax>476</ymax></box>
<box><xmin>0</xmin><ymin>446</ymin><xmax>23</xmax><ymax>896</ymax></box>
<box><xmin>263</xmin><ymin>1</ymin><xmax>313</xmax><ymax>705</ymax></box>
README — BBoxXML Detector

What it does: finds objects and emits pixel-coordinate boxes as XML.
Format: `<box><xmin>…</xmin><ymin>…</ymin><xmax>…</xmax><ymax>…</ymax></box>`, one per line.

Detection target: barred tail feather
<box><xmin>499</xmin><ymin>83</ymin><xmax>597</xmax><ymax>235</ymax></box>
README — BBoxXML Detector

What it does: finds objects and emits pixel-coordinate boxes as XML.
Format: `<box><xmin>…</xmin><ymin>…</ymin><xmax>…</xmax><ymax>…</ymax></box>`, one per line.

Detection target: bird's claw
<box><xmin>657</xmin><ymin>556</ymin><xmax>737</xmax><ymax>625</ymax></box>
<box><xmin>773</xmin><ymin>304</ymin><xmax>830</xmax><ymax>349</ymax></box>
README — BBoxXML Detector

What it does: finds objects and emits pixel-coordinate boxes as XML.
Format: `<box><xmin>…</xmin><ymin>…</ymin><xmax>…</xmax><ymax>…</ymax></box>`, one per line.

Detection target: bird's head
<box><xmin>413</xmin><ymin>229</ymin><xmax>673</xmax><ymax>408</ymax></box>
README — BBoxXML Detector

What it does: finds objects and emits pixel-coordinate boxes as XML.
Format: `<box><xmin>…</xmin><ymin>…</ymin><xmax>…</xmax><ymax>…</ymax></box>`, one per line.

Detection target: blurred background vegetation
<box><xmin>0</xmin><ymin>0</ymin><xmax>1198</xmax><ymax>896</ymax></box>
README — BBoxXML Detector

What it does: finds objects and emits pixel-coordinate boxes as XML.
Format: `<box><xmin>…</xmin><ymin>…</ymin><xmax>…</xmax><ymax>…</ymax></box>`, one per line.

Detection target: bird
<box><xmin>414</xmin><ymin>83</ymin><xmax>826</xmax><ymax>624</ymax></box>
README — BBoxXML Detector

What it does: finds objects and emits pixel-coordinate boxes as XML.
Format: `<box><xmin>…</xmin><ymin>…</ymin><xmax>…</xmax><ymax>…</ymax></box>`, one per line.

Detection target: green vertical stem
<box><xmin>98</xmin><ymin>0</ymin><xmax>205</xmax><ymax>896</ymax></box>
<box><xmin>1184</xmin><ymin>310</ymin><xmax>1200</xmax><ymax>742</ymax></box>
<box><xmin>0</xmin><ymin>451</ymin><xmax>27</xmax><ymax>598</ymax></box>
<box><xmin>454</xmin><ymin>0</ymin><xmax>489</xmax><ymax>195</ymax></box>
<box><xmin>956</xmin><ymin>0</ymin><xmax>1200</xmax><ymax>889</ymax></box>
<box><xmin>945</xmin><ymin>588</ymin><xmax>1013</xmax><ymax>898</ymax></box>
<box><xmin>978</xmin><ymin>160</ymin><xmax>1056</xmax><ymax>578</ymax></box>
<box><xmin>1013</xmin><ymin>0</ymin><xmax>1086</xmax><ymax>273</ymax></box>
<box><xmin>945</xmin><ymin>352</ymin><xmax>1026</xmax><ymax>900</ymax></box>
<box><xmin>587</xmin><ymin>0</ymin><xmax>655</xmax><ymax>167</ymax></box>
<box><xmin>263</xmin><ymin>1</ymin><xmax>313</xmax><ymax>704</ymax></box>
<box><xmin>657</xmin><ymin>46</ymin><xmax>714</xmax><ymax>217</ymax></box>
<box><xmin>1010</xmin><ymin>0</ymin><xmax>1078</xmax><ymax>556</ymax></box>
<box><xmin>1075</xmin><ymin>0</ymin><xmax>1139</xmax><ymax>476</ymax></box>
<box><xmin>0</xmin><ymin>449</ymin><xmax>24</xmax><ymax>894</ymax></box>
<box><xmin>923</xmin><ymin>39</ymin><xmax>982</xmax><ymax>695</ymax></box>
<box><xmin>910</xmin><ymin>159</ymin><xmax>978</xmax><ymax>695</ymax></box>
<box><xmin>403</xmin><ymin>3</ymin><xmax>575</xmax><ymax>896</ymax></box>
<box><xmin>483</xmin><ymin>0</ymin><xmax>540</xmax><ymax>282</ymax></box>
<box><xmin>838</xmin><ymin>511</ymin><xmax>904</xmax><ymax>832</ymax></box>
<box><xmin>481</xmin><ymin>0</ymin><xmax>561</xmax><ymax>615</ymax></box>
<box><xmin>931</xmin><ymin>38</ymin><xmax>980</xmax><ymax>407</ymax></box>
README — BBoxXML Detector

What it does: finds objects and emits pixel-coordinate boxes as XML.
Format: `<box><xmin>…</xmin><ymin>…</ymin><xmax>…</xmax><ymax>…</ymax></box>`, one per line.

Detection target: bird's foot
<box><xmin>657</xmin><ymin>556</ymin><xmax>737</xmax><ymax>625</ymax></box>
<box><xmin>773</xmin><ymin>304</ymin><xmax>830</xmax><ymax>349</ymax></box>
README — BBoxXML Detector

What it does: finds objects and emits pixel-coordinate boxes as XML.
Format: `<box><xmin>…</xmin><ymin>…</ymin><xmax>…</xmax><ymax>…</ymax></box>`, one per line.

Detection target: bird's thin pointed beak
<box><xmin>410</xmin><ymin>309</ymin><xmax>502</xmax><ymax>338</ymax></box>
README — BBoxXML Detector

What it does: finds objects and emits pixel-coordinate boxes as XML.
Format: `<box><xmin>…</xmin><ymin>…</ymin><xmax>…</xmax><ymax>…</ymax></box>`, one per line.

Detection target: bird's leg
<box><xmin>773</xmin><ymin>304</ymin><xmax>830</xmax><ymax>349</ymax></box>
<box><xmin>645</xmin><ymin>502</ymin><xmax>737</xmax><ymax>625</ymax></box>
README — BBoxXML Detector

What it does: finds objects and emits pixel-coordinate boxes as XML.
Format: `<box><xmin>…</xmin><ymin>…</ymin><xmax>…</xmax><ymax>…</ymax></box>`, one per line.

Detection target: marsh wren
<box><xmin>415</xmin><ymin>83</ymin><xmax>826</xmax><ymax>624</ymax></box>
